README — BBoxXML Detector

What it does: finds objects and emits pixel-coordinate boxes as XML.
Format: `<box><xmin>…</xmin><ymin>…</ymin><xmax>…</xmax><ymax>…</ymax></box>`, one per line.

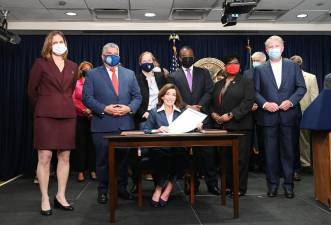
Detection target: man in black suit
<box><xmin>169</xmin><ymin>46</ymin><xmax>220</xmax><ymax>195</ymax></box>
<box><xmin>243</xmin><ymin>52</ymin><xmax>266</xmax><ymax>172</ymax></box>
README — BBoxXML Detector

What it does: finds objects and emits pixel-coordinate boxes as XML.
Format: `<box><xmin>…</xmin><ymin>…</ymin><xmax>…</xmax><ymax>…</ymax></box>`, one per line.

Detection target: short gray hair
<box><xmin>102</xmin><ymin>43</ymin><xmax>119</xmax><ymax>55</ymax></box>
<box><xmin>251</xmin><ymin>51</ymin><xmax>266</xmax><ymax>62</ymax></box>
<box><xmin>265</xmin><ymin>35</ymin><xmax>284</xmax><ymax>48</ymax></box>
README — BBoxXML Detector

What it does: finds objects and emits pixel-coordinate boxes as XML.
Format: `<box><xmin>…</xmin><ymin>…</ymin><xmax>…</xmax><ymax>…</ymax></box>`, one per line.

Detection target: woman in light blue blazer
<box><xmin>142</xmin><ymin>83</ymin><xmax>188</xmax><ymax>207</ymax></box>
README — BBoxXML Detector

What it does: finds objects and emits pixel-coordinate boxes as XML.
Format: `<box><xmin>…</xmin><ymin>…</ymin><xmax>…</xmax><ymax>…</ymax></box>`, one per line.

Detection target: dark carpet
<box><xmin>1</xmin><ymin>172</ymin><xmax>331</xmax><ymax>225</ymax></box>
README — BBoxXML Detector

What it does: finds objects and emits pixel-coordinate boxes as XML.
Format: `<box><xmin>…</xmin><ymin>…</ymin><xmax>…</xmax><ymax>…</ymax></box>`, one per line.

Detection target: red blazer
<box><xmin>28</xmin><ymin>57</ymin><xmax>78</xmax><ymax>118</ymax></box>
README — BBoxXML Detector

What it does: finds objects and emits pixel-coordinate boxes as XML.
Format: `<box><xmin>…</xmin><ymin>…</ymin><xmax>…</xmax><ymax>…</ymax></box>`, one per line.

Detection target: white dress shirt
<box><xmin>270</xmin><ymin>60</ymin><xmax>282</xmax><ymax>89</ymax></box>
<box><xmin>157</xmin><ymin>104</ymin><xmax>181</xmax><ymax>125</ymax></box>
<box><xmin>106</xmin><ymin>66</ymin><xmax>118</xmax><ymax>81</ymax></box>
<box><xmin>143</xmin><ymin>72</ymin><xmax>159</xmax><ymax>110</ymax></box>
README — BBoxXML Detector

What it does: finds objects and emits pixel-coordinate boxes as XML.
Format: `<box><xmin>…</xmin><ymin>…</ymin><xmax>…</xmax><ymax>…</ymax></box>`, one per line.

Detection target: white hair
<box><xmin>265</xmin><ymin>35</ymin><xmax>284</xmax><ymax>47</ymax></box>
<box><xmin>102</xmin><ymin>43</ymin><xmax>119</xmax><ymax>54</ymax></box>
<box><xmin>251</xmin><ymin>51</ymin><xmax>266</xmax><ymax>62</ymax></box>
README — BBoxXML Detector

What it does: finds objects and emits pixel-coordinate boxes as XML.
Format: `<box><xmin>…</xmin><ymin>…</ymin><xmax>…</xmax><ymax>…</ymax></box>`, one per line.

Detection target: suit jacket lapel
<box><xmin>99</xmin><ymin>66</ymin><xmax>117</xmax><ymax>95</ymax></box>
<box><xmin>48</xmin><ymin>60</ymin><xmax>63</xmax><ymax>90</ymax></box>
<box><xmin>178</xmin><ymin>68</ymin><xmax>191</xmax><ymax>93</ymax></box>
<box><xmin>279</xmin><ymin>59</ymin><xmax>288</xmax><ymax>90</ymax></box>
<box><xmin>266</xmin><ymin>61</ymin><xmax>279</xmax><ymax>89</ymax></box>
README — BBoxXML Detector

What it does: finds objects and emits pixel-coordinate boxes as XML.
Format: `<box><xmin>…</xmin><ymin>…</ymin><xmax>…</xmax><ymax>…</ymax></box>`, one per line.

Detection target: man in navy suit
<box><xmin>83</xmin><ymin>43</ymin><xmax>142</xmax><ymax>203</ymax></box>
<box><xmin>254</xmin><ymin>36</ymin><xmax>306</xmax><ymax>198</ymax></box>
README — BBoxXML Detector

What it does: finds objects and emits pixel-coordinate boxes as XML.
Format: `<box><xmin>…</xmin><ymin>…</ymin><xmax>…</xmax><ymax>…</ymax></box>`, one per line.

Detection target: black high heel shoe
<box><xmin>54</xmin><ymin>197</ymin><xmax>74</xmax><ymax>211</ymax></box>
<box><xmin>40</xmin><ymin>208</ymin><xmax>52</xmax><ymax>216</ymax></box>
<box><xmin>159</xmin><ymin>198</ymin><xmax>168</xmax><ymax>207</ymax></box>
<box><xmin>150</xmin><ymin>199</ymin><xmax>159</xmax><ymax>208</ymax></box>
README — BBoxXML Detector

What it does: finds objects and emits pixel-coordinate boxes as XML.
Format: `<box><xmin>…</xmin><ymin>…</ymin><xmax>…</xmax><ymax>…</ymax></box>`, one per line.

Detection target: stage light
<box><xmin>221</xmin><ymin>0</ymin><xmax>257</xmax><ymax>27</ymax></box>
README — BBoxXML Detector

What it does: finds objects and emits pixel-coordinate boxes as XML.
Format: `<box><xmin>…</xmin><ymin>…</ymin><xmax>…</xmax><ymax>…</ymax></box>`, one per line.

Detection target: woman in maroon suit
<box><xmin>28</xmin><ymin>31</ymin><xmax>77</xmax><ymax>216</ymax></box>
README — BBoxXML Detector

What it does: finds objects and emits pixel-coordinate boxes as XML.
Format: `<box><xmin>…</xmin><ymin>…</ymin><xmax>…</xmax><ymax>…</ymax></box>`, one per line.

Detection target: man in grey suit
<box><xmin>254</xmin><ymin>36</ymin><xmax>306</xmax><ymax>198</ymax></box>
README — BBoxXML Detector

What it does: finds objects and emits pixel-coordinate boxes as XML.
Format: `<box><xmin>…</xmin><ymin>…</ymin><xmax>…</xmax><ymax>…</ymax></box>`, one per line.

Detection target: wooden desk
<box><xmin>105</xmin><ymin>132</ymin><xmax>242</xmax><ymax>223</ymax></box>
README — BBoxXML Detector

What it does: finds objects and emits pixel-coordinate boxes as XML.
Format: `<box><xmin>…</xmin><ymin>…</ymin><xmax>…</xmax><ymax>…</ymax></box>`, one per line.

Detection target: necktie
<box><xmin>186</xmin><ymin>68</ymin><xmax>193</xmax><ymax>92</ymax></box>
<box><xmin>110</xmin><ymin>68</ymin><xmax>119</xmax><ymax>95</ymax></box>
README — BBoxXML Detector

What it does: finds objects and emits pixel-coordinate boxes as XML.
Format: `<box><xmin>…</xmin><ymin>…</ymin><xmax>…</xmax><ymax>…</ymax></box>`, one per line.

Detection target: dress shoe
<box><xmin>97</xmin><ymin>193</ymin><xmax>108</xmax><ymax>204</ymax></box>
<box><xmin>294</xmin><ymin>172</ymin><xmax>301</xmax><ymax>181</ymax></box>
<box><xmin>267</xmin><ymin>188</ymin><xmax>278</xmax><ymax>197</ymax></box>
<box><xmin>150</xmin><ymin>199</ymin><xmax>159</xmax><ymax>208</ymax></box>
<box><xmin>54</xmin><ymin>197</ymin><xmax>74</xmax><ymax>211</ymax></box>
<box><xmin>40</xmin><ymin>208</ymin><xmax>52</xmax><ymax>216</ymax></box>
<box><xmin>284</xmin><ymin>188</ymin><xmax>294</xmax><ymax>199</ymax></box>
<box><xmin>159</xmin><ymin>198</ymin><xmax>168</xmax><ymax>207</ymax></box>
<box><xmin>118</xmin><ymin>190</ymin><xmax>134</xmax><ymax>200</ymax></box>
<box><xmin>208</xmin><ymin>186</ymin><xmax>221</xmax><ymax>196</ymax></box>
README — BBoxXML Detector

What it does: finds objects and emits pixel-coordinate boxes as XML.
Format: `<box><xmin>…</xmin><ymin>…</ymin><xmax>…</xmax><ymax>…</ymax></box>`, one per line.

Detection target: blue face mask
<box><xmin>104</xmin><ymin>55</ymin><xmax>120</xmax><ymax>67</ymax></box>
<box><xmin>268</xmin><ymin>48</ymin><xmax>282</xmax><ymax>60</ymax></box>
<box><xmin>252</xmin><ymin>61</ymin><xmax>262</xmax><ymax>68</ymax></box>
<box><xmin>140</xmin><ymin>63</ymin><xmax>154</xmax><ymax>72</ymax></box>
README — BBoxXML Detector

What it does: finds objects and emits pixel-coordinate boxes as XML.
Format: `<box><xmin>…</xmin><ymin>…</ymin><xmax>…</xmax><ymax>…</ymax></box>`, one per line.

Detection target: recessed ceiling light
<box><xmin>297</xmin><ymin>13</ymin><xmax>308</xmax><ymax>18</ymax></box>
<box><xmin>65</xmin><ymin>12</ymin><xmax>77</xmax><ymax>16</ymax></box>
<box><xmin>144</xmin><ymin>12</ymin><xmax>156</xmax><ymax>17</ymax></box>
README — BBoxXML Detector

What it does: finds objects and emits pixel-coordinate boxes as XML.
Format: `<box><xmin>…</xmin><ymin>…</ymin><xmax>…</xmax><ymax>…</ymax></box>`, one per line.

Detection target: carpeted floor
<box><xmin>0</xmin><ymin>172</ymin><xmax>330</xmax><ymax>225</ymax></box>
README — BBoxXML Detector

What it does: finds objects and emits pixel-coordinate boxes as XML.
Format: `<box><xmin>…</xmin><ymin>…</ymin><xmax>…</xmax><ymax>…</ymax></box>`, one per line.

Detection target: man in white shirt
<box><xmin>254</xmin><ymin>36</ymin><xmax>306</xmax><ymax>198</ymax></box>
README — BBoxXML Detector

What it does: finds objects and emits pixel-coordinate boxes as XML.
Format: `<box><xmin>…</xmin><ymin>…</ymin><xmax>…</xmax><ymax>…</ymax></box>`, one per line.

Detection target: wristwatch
<box><xmin>227</xmin><ymin>112</ymin><xmax>234</xmax><ymax>119</ymax></box>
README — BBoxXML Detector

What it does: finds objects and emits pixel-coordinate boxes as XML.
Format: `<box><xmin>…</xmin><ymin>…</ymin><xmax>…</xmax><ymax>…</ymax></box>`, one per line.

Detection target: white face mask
<box><xmin>52</xmin><ymin>43</ymin><xmax>67</xmax><ymax>55</ymax></box>
<box><xmin>152</xmin><ymin>67</ymin><xmax>161</xmax><ymax>72</ymax></box>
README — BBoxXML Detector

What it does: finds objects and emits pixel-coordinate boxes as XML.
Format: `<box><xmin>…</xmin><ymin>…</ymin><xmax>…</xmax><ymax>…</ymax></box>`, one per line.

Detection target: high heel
<box><xmin>159</xmin><ymin>198</ymin><xmax>168</xmax><ymax>207</ymax></box>
<box><xmin>54</xmin><ymin>197</ymin><xmax>74</xmax><ymax>211</ymax></box>
<box><xmin>40</xmin><ymin>208</ymin><xmax>52</xmax><ymax>216</ymax></box>
<box><xmin>150</xmin><ymin>199</ymin><xmax>159</xmax><ymax>208</ymax></box>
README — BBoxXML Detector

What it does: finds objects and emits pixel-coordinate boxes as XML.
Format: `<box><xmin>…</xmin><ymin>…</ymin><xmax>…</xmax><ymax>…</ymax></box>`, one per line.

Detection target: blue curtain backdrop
<box><xmin>1</xmin><ymin>34</ymin><xmax>331</xmax><ymax>180</ymax></box>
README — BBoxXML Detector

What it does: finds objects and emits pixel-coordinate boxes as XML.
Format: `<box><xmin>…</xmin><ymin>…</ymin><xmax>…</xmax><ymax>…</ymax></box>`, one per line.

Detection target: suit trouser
<box><xmin>194</xmin><ymin>147</ymin><xmax>218</xmax><ymax>187</ymax></box>
<box><xmin>92</xmin><ymin>132</ymin><xmax>129</xmax><ymax>194</ymax></box>
<box><xmin>299</xmin><ymin>129</ymin><xmax>311</xmax><ymax>167</ymax></box>
<box><xmin>74</xmin><ymin>116</ymin><xmax>96</xmax><ymax>172</ymax></box>
<box><xmin>225</xmin><ymin>130</ymin><xmax>252</xmax><ymax>194</ymax></box>
<box><xmin>263</xmin><ymin>125</ymin><xmax>296</xmax><ymax>190</ymax></box>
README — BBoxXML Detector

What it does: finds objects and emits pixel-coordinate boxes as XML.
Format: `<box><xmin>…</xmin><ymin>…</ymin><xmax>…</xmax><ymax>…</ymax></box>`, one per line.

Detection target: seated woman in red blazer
<box><xmin>28</xmin><ymin>31</ymin><xmax>77</xmax><ymax>216</ymax></box>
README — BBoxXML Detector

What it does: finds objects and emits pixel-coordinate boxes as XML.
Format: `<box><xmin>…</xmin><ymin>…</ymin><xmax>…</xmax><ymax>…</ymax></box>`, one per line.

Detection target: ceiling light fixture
<box><xmin>296</xmin><ymin>13</ymin><xmax>308</xmax><ymax>18</ymax></box>
<box><xmin>144</xmin><ymin>12</ymin><xmax>156</xmax><ymax>17</ymax></box>
<box><xmin>65</xmin><ymin>12</ymin><xmax>77</xmax><ymax>16</ymax></box>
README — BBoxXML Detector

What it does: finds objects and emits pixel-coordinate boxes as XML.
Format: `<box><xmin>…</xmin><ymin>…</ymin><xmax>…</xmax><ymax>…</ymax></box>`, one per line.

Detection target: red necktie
<box><xmin>110</xmin><ymin>68</ymin><xmax>119</xmax><ymax>95</ymax></box>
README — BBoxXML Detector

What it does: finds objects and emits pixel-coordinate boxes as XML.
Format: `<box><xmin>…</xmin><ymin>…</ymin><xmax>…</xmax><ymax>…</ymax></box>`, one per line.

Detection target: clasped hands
<box><xmin>211</xmin><ymin>112</ymin><xmax>232</xmax><ymax>125</ymax></box>
<box><xmin>104</xmin><ymin>104</ymin><xmax>131</xmax><ymax>116</ymax></box>
<box><xmin>263</xmin><ymin>100</ymin><xmax>293</xmax><ymax>112</ymax></box>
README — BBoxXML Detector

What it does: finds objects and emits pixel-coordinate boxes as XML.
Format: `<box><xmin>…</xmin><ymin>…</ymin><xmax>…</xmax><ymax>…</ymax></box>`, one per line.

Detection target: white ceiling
<box><xmin>1</xmin><ymin>0</ymin><xmax>331</xmax><ymax>31</ymax></box>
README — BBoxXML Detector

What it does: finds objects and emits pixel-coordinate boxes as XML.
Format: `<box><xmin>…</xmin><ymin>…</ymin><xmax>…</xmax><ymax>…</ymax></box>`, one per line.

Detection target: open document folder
<box><xmin>167</xmin><ymin>108</ymin><xmax>207</xmax><ymax>133</ymax></box>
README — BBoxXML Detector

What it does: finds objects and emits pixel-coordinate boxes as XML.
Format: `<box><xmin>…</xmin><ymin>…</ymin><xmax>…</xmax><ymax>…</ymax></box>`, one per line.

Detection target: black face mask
<box><xmin>181</xmin><ymin>56</ymin><xmax>194</xmax><ymax>68</ymax></box>
<box><xmin>81</xmin><ymin>70</ymin><xmax>88</xmax><ymax>77</ymax></box>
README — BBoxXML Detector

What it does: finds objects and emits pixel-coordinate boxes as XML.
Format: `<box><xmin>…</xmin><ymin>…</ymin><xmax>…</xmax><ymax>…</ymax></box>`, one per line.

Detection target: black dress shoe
<box><xmin>97</xmin><ymin>193</ymin><xmax>108</xmax><ymax>204</ymax></box>
<box><xmin>208</xmin><ymin>186</ymin><xmax>221</xmax><ymax>196</ymax></box>
<box><xmin>267</xmin><ymin>188</ymin><xmax>278</xmax><ymax>197</ymax></box>
<box><xmin>118</xmin><ymin>190</ymin><xmax>134</xmax><ymax>200</ymax></box>
<box><xmin>40</xmin><ymin>209</ymin><xmax>52</xmax><ymax>216</ymax></box>
<box><xmin>54</xmin><ymin>197</ymin><xmax>74</xmax><ymax>211</ymax></box>
<box><xmin>284</xmin><ymin>188</ymin><xmax>294</xmax><ymax>199</ymax></box>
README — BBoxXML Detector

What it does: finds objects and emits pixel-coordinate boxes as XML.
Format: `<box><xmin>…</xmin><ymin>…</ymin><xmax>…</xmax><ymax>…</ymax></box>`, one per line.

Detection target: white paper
<box><xmin>168</xmin><ymin>108</ymin><xmax>207</xmax><ymax>133</ymax></box>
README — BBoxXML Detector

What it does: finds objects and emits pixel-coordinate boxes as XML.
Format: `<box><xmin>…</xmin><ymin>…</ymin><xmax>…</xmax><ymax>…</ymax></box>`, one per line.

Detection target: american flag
<box><xmin>169</xmin><ymin>33</ymin><xmax>180</xmax><ymax>72</ymax></box>
<box><xmin>244</xmin><ymin>38</ymin><xmax>252</xmax><ymax>70</ymax></box>
<box><xmin>170</xmin><ymin>44</ymin><xmax>179</xmax><ymax>72</ymax></box>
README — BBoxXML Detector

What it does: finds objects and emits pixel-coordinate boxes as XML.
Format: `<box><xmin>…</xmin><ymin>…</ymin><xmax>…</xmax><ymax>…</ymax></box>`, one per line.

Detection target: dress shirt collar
<box><xmin>157</xmin><ymin>104</ymin><xmax>181</xmax><ymax>113</ymax></box>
